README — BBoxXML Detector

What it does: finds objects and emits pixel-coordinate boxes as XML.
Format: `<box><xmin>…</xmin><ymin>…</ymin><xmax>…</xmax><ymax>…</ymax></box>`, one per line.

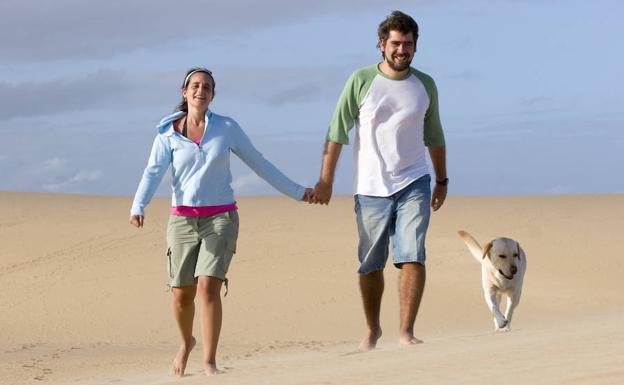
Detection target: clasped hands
<box><xmin>302</xmin><ymin>180</ymin><xmax>333</xmax><ymax>205</ymax></box>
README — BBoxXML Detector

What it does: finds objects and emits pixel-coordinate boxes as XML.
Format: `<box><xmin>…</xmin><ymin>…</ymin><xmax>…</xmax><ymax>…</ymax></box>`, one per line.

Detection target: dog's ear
<box><xmin>516</xmin><ymin>242</ymin><xmax>522</xmax><ymax>259</ymax></box>
<box><xmin>482</xmin><ymin>241</ymin><xmax>493</xmax><ymax>259</ymax></box>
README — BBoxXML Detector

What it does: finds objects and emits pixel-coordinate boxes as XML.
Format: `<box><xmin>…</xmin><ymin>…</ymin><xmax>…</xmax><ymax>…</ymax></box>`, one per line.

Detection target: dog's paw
<box><xmin>494</xmin><ymin>317</ymin><xmax>508</xmax><ymax>330</ymax></box>
<box><xmin>496</xmin><ymin>324</ymin><xmax>511</xmax><ymax>333</ymax></box>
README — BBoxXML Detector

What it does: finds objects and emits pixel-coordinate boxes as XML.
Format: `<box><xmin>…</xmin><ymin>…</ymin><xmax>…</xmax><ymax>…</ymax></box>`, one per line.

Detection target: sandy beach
<box><xmin>1</xmin><ymin>192</ymin><xmax>623</xmax><ymax>385</ymax></box>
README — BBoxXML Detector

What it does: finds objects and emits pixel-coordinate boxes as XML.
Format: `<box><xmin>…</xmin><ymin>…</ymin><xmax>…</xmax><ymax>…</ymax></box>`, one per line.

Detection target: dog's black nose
<box><xmin>511</xmin><ymin>265</ymin><xmax>518</xmax><ymax>275</ymax></box>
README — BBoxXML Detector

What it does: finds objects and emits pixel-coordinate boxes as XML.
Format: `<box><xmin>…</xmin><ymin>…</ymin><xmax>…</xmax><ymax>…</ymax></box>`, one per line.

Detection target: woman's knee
<box><xmin>172</xmin><ymin>286</ymin><xmax>196</xmax><ymax>306</ymax></box>
<box><xmin>197</xmin><ymin>276</ymin><xmax>223</xmax><ymax>301</ymax></box>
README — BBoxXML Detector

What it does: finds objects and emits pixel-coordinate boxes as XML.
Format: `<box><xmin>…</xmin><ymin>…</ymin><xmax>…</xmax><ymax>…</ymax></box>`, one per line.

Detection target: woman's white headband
<box><xmin>183</xmin><ymin>68</ymin><xmax>213</xmax><ymax>87</ymax></box>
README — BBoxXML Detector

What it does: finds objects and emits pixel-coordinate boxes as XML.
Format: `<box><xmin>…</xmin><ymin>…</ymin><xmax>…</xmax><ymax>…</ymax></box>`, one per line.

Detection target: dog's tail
<box><xmin>457</xmin><ymin>230</ymin><xmax>484</xmax><ymax>262</ymax></box>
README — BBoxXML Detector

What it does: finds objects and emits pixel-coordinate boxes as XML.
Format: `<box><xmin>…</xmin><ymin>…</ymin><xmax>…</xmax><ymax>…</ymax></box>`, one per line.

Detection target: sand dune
<box><xmin>1</xmin><ymin>192</ymin><xmax>623</xmax><ymax>385</ymax></box>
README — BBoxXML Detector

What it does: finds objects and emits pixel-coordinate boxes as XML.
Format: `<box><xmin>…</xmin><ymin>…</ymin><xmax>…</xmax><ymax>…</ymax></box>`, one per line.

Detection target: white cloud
<box><xmin>43</xmin><ymin>170</ymin><xmax>103</xmax><ymax>192</ymax></box>
<box><xmin>0</xmin><ymin>66</ymin><xmax>349</xmax><ymax>121</ymax></box>
<box><xmin>0</xmin><ymin>70</ymin><xmax>169</xmax><ymax>120</ymax></box>
<box><xmin>545</xmin><ymin>185</ymin><xmax>572</xmax><ymax>195</ymax></box>
<box><xmin>231</xmin><ymin>173</ymin><xmax>264</xmax><ymax>194</ymax></box>
<box><xmin>41</xmin><ymin>158</ymin><xmax>67</xmax><ymax>172</ymax></box>
<box><xmin>0</xmin><ymin>0</ymin><xmax>413</xmax><ymax>64</ymax></box>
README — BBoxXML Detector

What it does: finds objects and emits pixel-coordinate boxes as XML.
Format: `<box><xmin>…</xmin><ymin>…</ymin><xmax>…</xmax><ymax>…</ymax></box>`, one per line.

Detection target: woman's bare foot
<box><xmin>172</xmin><ymin>336</ymin><xmax>196</xmax><ymax>376</ymax></box>
<box><xmin>357</xmin><ymin>327</ymin><xmax>382</xmax><ymax>352</ymax></box>
<box><xmin>399</xmin><ymin>333</ymin><xmax>423</xmax><ymax>347</ymax></box>
<box><xmin>204</xmin><ymin>362</ymin><xmax>222</xmax><ymax>376</ymax></box>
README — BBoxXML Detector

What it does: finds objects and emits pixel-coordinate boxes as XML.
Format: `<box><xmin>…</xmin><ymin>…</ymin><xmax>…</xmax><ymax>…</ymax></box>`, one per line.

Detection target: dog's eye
<box><xmin>498</xmin><ymin>254</ymin><xmax>506</xmax><ymax>259</ymax></box>
<box><xmin>513</xmin><ymin>253</ymin><xmax>519</xmax><ymax>258</ymax></box>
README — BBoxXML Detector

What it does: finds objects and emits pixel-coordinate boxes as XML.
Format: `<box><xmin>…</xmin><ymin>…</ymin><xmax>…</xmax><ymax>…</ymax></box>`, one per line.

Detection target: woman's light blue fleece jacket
<box><xmin>130</xmin><ymin>111</ymin><xmax>305</xmax><ymax>216</ymax></box>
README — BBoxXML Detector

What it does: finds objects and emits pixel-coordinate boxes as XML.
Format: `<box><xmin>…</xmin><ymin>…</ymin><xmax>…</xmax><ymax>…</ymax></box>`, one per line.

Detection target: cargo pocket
<box><xmin>166</xmin><ymin>247</ymin><xmax>174</xmax><ymax>278</ymax></box>
<box><xmin>225</xmin><ymin>210</ymin><xmax>239</xmax><ymax>254</ymax></box>
<box><xmin>222</xmin><ymin>211</ymin><xmax>239</xmax><ymax>296</ymax></box>
<box><xmin>165</xmin><ymin>247</ymin><xmax>173</xmax><ymax>292</ymax></box>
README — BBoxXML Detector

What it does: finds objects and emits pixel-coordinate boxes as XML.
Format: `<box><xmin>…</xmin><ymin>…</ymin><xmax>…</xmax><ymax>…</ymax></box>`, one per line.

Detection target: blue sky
<box><xmin>1</xmin><ymin>0</ymin><xmax>622</xmax><ymax>197</ymax></box>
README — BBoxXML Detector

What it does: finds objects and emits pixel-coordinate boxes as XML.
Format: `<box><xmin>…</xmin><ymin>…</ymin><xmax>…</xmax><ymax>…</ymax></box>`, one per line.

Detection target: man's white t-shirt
<box><xmin>327</xmin><ymin>64</ymin><xmax>445</xmax><ymax>196</ymax></box>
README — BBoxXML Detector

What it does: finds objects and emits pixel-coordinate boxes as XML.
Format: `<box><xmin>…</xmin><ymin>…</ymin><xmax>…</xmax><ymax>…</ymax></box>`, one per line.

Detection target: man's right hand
<box><xmin>314</xmin><ymin>180</ymin><xmax>333</xmax><ymax>205</ymax></box>
<box><xmin>129</xmin><ymin>215</ymin><xmax>144</xmax><ymax>228</ymax></box>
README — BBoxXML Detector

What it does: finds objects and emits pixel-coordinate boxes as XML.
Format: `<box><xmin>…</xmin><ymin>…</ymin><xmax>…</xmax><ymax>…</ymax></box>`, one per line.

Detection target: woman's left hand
<box><xmin>302</xmin><ymin>188</ymin><xmax>316</xmax><ymax>204</ymax></box>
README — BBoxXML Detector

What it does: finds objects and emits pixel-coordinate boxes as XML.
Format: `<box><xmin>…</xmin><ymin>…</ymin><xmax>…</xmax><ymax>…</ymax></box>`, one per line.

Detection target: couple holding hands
<box><xmin>129</xmin><ymin>11</ymin><xmax>447</xmax><ymax>377</ymax></box>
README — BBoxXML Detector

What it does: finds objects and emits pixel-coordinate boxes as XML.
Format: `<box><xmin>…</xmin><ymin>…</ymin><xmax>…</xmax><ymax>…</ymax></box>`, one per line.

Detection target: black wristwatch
<box><xmin>436</xmin><ymin>177</ymin><xmax>449</xmax><ymax>186</ymax></box>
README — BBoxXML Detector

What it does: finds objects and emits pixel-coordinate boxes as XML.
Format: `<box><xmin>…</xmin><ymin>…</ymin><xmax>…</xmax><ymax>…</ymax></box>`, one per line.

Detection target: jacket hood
<box><xmin>157</xmin><ymin>111</ymin><xmax>186</xmax><ymax>134</ymax></box>
<box><xmin>156</xmin><ymin>110</ymin><xmax>214</xmax><ymax>135</ymax></box>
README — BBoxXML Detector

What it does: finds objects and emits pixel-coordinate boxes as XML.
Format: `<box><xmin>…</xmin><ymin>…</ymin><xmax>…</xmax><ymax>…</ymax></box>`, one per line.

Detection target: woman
<box><xmin>129</xmin><ymin>68</ymin><xmax>313</xmax><ymax>376</ymax></box>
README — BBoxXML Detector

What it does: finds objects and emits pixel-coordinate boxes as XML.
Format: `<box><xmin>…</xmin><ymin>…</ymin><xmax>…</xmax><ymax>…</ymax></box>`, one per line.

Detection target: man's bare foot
<box><xmin>399</xmin><ymin>333</ymin><xmax>423</xmax><ymax>346</ymax></box>
<box><xmin>204</xmin><ymin>362</ymin><xmax>222</xmax><ymax>376</ymax></box>
<box><xmin>357</xmin><ymin>327</ymin><xmax>382</xmax><ymax>352</ymax></box>
<box><xmin>172</xmin><ymin>336</ymin><xmax>196</xmax><ymax>377</ymax></box>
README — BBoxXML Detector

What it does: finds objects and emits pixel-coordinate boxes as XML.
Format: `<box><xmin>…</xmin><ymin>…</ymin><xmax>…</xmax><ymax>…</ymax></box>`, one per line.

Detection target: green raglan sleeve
<box><xmin>326</xmin><ymin>71</ymin><xmax>363</xmax><ymax>145</ymax></box>
<box><xmin>417</xmin><ymin>72</ymin><xmax>445</xmax><ymax>147</ymax></box>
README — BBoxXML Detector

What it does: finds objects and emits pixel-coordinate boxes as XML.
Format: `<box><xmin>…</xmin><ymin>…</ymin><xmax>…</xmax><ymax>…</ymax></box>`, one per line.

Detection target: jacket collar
<box><xmin>157</xmin><ymin>110</ymin><xmax>212</xmax><ymax>136</ymax></box>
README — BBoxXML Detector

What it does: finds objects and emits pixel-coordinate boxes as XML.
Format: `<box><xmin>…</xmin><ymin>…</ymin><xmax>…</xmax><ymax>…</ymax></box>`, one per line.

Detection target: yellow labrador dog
<box><xmin>458</xmin><ymin>230</ymin><xmax>526</xmax><ymax>331</ymax></box>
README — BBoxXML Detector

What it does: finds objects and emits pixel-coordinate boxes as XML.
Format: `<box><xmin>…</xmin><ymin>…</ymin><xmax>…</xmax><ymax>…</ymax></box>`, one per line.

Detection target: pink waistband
<box><xmin>170</xmin><ymin>203</ymin><xmax>237</xmax><ymax>217</ymax></box>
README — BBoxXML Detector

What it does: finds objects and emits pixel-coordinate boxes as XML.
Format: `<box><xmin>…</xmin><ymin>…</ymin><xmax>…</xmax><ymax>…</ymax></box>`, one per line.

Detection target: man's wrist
<box><xmin>436</xmin><ymin>177</ymin><xmax>449</xmax><ymax>186</ymax></box>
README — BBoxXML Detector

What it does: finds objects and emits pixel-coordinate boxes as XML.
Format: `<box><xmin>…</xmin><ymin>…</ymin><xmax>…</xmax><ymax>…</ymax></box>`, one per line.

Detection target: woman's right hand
<box><xmin>129</xmin><ymin>215</ymin><xmax>144</xmax><ymax>228</ymax></box>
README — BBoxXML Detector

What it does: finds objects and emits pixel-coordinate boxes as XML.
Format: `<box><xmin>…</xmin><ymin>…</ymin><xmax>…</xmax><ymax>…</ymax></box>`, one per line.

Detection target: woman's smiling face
<box><xmin>183</xmin><ymin>72</ymin><xmax>214</xmax><ymax>110</ymax></box>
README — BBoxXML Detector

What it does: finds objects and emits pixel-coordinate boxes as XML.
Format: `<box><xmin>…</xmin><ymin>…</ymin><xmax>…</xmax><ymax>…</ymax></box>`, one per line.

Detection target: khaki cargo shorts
<box><xmin>166</xmin><ymin>210</ymin><xmax>239</xmax><ymax>288</ymax></box>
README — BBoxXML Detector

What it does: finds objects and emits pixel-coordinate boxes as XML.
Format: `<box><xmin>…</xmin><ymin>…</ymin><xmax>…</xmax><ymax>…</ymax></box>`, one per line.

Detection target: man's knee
<box><xmin>359</xmin><ymin>268</ymin><xmax>384</xmax><ymax>280</ymax></box>
<box><xmin>396</xmin><ymin>261</ymin><xmax>425</xmax><ymax>270</ymax></box>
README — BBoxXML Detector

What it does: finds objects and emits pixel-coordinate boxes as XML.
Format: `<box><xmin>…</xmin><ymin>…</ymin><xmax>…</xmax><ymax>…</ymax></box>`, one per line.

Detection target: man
<box><xmin>313</xmin><ymin>10</ymin><xmax>448</xmax><ymax>350</ymax></box>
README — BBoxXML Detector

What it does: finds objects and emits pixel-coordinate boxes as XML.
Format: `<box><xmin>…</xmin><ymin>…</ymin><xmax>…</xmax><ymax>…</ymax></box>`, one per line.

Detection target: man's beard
<box><xmin>385</xmin><ymin>52</ymin><xmax>412</xmax><ymax>72</ymax></box>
